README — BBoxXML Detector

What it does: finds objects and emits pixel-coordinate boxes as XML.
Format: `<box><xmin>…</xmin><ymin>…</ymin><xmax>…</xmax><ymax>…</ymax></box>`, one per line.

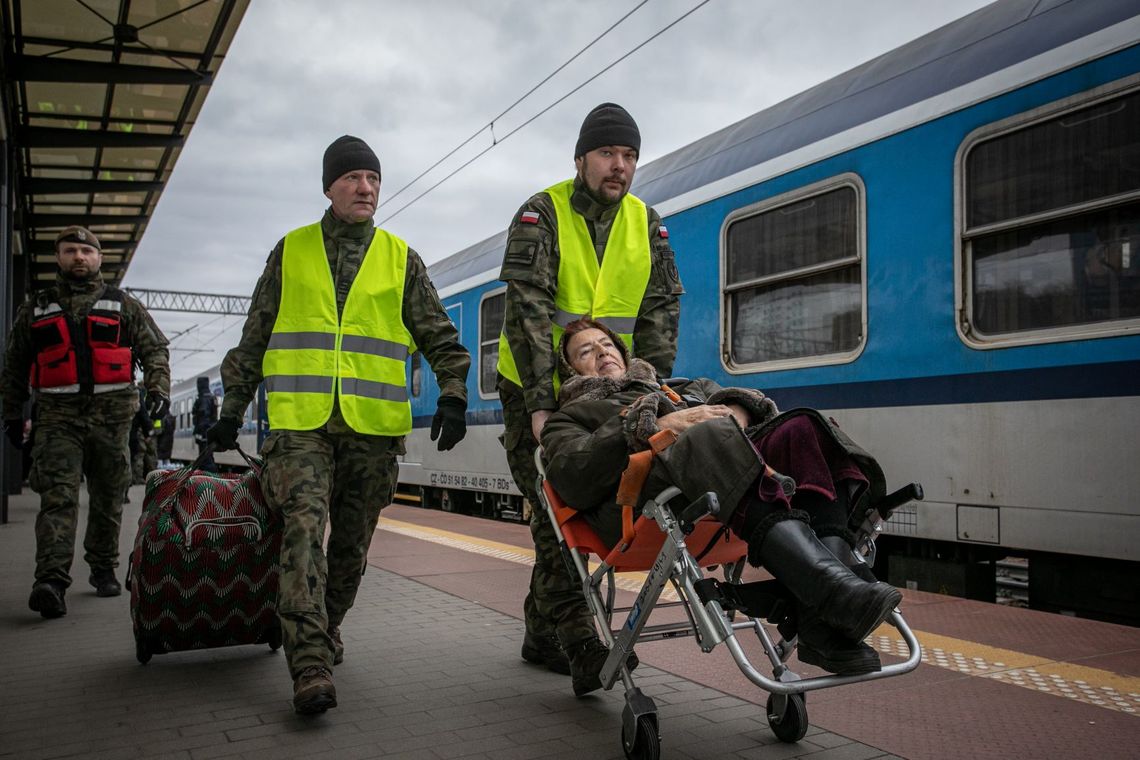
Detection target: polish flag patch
<box><xmin>659</xmin><ymin>225</ymin><xmax>669</xmax><ymax>239</ymax></box>
<box><xmin>520</xmin><ymin>211</ymin><xmax>540</xmax><ymax>224</ymax></box>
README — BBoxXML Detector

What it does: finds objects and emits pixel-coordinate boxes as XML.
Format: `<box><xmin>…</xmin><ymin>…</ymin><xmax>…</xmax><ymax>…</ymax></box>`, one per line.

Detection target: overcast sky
<box><xmin>123</xmin><ymin>0</ymin><xmax>994</xmax><ymax>382</ymax></box>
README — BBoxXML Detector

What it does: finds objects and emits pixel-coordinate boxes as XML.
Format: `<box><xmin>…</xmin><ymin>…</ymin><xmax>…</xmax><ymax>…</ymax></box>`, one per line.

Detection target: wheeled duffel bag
<box><xmin>128</xmin><ymin>446</ymin><xmax>282</xmax><ymax>664</ymax></box>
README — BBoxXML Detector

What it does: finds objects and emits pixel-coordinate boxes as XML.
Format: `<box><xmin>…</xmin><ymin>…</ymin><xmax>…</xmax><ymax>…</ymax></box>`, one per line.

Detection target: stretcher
<box><xmin>535</xmin><ymin>450</ymin><xmax>923</xmax><ymax>760</ymax></box>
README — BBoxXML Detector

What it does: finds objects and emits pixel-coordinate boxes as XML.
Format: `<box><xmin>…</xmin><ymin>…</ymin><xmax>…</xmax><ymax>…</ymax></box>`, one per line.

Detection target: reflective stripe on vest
<box><xmin>262</xmin><ymin>222</ymin><xmax>415</xmax><ymax>435</ymax></box>
<box><xmin>497</xmin><ymin>178</ymin><xmax>650</xmax><ymax>393</ymax></box>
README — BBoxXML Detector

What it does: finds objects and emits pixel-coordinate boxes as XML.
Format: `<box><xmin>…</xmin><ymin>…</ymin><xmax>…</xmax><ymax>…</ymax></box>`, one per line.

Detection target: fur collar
<box><xmin>558</xmin><ymin>358</ymin><xmax>659</xmax><ymax>408</ymax></box>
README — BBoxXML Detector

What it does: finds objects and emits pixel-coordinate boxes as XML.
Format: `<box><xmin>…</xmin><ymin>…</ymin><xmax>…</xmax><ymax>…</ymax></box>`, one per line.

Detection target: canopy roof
<box><xmin>1</xmin><ymin>0</ymin><xmax>249</xmax><ymax>287</ymax></box>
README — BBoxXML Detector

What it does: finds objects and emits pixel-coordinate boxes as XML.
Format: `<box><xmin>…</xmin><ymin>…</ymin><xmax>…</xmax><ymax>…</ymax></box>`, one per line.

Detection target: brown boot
<box><xmin>329</xmin><ymin>626</ymin><xmax>344</xmax><ymax>666</ymax></box>
<box><xmin>292</xmin><ymin>666</ymin><xmax>337</xmax><ymax>714</ymax></box>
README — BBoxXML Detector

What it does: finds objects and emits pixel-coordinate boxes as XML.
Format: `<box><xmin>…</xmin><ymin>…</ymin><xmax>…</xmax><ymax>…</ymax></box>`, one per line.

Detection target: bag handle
<box><xmin>151</xmin><ymin>443</ymin><xmax>262</xmax><ymax>524</ymax></box>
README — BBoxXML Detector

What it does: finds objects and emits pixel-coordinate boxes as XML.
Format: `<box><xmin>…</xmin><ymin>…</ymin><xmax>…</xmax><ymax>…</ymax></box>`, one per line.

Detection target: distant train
<box><xmin>399</xmin><ymin>0</ymin><xmax>1140</xmax><ymax>623</ymax></box>
<box><xmin>167</xmin><ymin>367</ymin><xmax>261</xmax><ymax>467</ymax></box>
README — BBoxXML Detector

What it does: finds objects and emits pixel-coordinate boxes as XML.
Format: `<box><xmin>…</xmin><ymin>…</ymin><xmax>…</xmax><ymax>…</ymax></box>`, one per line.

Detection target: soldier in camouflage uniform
<box><xmin>1</xmin><ymin>225</ymin><xmax>170</xmax><ymax>619</ymax></box>
<box><xmin>497</xmin><ymin>103</ymin><xmax>683</xmax><ymax>695</ymax></box>
<box><xmin>208</xmin><ymin>136</ymin><xmax>470</xmax><ymax>715</ymax></box>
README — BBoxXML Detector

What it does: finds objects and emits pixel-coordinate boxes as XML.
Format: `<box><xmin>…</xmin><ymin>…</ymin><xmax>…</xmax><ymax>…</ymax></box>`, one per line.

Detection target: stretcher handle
<box><xmin>678</xmin><ymin>491</ymin><xmax>720</xmax><ymax>533</ymax></box>
<box><xmin>872</xmin><ymin>482</ymin><xmax>924</xmax><ymax>519</ymax></box>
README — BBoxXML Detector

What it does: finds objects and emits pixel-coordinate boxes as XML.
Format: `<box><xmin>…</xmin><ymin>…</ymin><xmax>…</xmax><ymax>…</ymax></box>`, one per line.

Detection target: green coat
<box><xmin>539</xmin><ymin>359</ymin><xmax>778</xmax><ymax>547</ymax></box>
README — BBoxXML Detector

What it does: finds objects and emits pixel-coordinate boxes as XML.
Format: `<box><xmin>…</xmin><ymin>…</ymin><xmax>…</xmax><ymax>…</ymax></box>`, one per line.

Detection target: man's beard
<box><xmin>584</xmin><ymin>178</ymin><xmax>625</xmax><ymax>206</ymax></box>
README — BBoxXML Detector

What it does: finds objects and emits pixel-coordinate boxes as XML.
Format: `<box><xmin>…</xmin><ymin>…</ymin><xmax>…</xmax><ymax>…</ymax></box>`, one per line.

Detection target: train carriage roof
<box><xmin>428</xmin><ymin>0</ymin><xmax>1139</xmax><ymax>292</ymax></box>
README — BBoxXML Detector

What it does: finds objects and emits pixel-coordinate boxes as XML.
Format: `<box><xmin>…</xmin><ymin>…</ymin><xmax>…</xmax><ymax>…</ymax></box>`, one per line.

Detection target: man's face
<box><xmin>324</xmin><ymin>169</ymin><xmax>380</xmax><ymax>223</ymax></box>
<box><xmin>55</xmin><ymin>242</ymin><xmax>102</xmax><ymax>278</ymax></box>
<box><xmin>575</xmin><ymin>145</ymin><xmax>638</xmax><ymax>204</ymax></box>
<box><xmin>566</xmin><ymin>327</ymin><xmax>627</xmax><ymax>379</ymax></box>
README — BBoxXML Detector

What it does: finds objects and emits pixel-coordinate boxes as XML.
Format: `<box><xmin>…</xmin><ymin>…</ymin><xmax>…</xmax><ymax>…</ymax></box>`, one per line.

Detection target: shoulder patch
<box><xmin>658</xmin><ymin>225</ymin><xmax>669</xmax><ymax>239</ymax></box>
<box><xmin>519</xmin><ymin>211</ymin><xmax>540</xmax><ymax>225</ymax></box>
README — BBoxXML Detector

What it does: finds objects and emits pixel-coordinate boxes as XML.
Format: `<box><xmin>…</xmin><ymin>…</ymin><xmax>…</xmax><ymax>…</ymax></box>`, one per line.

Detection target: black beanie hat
<box><xmin>574</xmin><ymin>102</ymin><xmax>640</xmax><ymax>158</ymax></box>
<box><xmin>322</xmin><ymin>135</ymin><xmax>381</xmax><ymax>190</ymax></box>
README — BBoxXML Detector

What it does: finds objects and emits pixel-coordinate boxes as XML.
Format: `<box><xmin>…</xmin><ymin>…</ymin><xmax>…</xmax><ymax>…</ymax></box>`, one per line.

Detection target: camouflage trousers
<box><xmin>498</xmin><ymin>376</ymin><xmax>596</xmax><ymax>648</ymax></box>
<box><xmin>260</xmin><ymin>428</ymin><xmax>399</xmax><ymax>678</ymax></box>
<box><xmin>29</xmin><ymin>397</ymin><xmax>135</xmax><ymax>587</ymax></box>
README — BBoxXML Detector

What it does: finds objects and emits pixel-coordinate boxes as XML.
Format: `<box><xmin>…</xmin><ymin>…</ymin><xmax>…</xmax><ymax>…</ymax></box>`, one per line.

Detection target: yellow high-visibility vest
<box><xmin>497</xmin><ymin>178</ymin><xmax>650</xmax><ymax>392</ymax></box>
<box><xmin>262</xmin><ymin>222</ymin><xmax>415</xmax><ymax>435</ymax></box>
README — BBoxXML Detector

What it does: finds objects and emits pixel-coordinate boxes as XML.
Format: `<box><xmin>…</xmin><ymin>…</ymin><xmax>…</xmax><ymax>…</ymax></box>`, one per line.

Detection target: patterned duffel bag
<box><xmin>128</xmin><ymin>446</ymin><xmax>282</xmax><ymax>664</ymax></box>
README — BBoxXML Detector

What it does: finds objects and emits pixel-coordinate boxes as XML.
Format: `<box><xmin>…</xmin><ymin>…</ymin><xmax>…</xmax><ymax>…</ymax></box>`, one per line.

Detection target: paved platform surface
<box><xmin>0</xmin><ymin>486</ymin><xmax>900</xmax><ymax>760</ymax></box>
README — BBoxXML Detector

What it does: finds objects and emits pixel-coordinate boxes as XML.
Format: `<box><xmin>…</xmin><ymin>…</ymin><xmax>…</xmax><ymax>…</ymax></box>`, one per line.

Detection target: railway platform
<box><xmin>1</xmin><ymin>487</ymin><xmax>1137</xmax><ymax>759</ymax></box>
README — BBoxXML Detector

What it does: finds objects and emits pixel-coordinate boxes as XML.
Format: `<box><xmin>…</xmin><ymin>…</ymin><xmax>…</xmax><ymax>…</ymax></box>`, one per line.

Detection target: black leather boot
<box><xmin>565</xmin><ymin>636</ymin><xmax>639</xmax><ymax>697</ymax></box>
<box><xmin>521</xmin><ymin>631</ymin><xmax>570</xmax><ymax>675</ymax></box>
<box><xmin>28</xmin><ymin>581</ymin><xmax>67</xmax><ymax>619</ymax></box>
<box><xmin>820</xmin><ymin>535</ymin><xmax>878</xmax><ymax>583</ymax></box>
<box><xmin>795</xmin><ymin>603</ymin><xmax>881</xmax><ymax>675</ymax></box>
<box><xmin>753</xmin><ymin>519</ymin><xmax>901</xmax><ymax>642</ymax></box>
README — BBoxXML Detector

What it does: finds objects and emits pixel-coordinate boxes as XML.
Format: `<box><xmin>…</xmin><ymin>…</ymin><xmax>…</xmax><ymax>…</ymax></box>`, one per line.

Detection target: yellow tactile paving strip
<box><xmin>379</xmin><ymin>516</ymin><xmax>1140</xmax><ymax>716</ymax></box>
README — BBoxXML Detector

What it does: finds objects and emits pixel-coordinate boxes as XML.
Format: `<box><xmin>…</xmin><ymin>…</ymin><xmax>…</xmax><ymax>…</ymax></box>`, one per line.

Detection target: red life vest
<box><xmin>29</xmin><ymin>287</ymin><xmax>133</xmax><ymax>394</ymax></box>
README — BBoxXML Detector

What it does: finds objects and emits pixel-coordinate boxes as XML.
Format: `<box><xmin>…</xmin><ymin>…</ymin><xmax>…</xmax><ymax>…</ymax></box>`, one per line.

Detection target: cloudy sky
<box><xmin>123</xmin><ymin>0</ymin><xmax>994</xmax><ymax>381</ymax></box>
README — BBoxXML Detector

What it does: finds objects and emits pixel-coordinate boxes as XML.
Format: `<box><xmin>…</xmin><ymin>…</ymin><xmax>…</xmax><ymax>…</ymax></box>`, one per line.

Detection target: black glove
<box><xmin>430</xmin><ymin>396</ymin><xmax>467</xmax><ymax>452</ymax></box>
<box><xmin>4</xmin><ymin>418</ymin><xmax>24</xmax><ymax>449</ymax></box>
<box><xmin>146</xmin><ymin>392</ymin><xmax>170</xmax><ymax>421</ymax></box>
<box><xmin>205</xmin><ymin>417</ymin><xmax>241</xmax><ymax>451</ymax></box>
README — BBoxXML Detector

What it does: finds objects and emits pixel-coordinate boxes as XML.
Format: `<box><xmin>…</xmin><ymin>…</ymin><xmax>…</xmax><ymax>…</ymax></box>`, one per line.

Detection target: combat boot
<box><xmin>751</xmin><ymin>518</ymin><xmax>901</xmax><ymax>642</ymax></box>
<box><xmin>292</xmin><ymin>666</ymin><xmax>337</xmax><ymax>714</ymax></box>
<box><xmin>795</xmin><ymin>604</ymin><xmax>881</xmax><ymax>676</ymax></box>
<box><xmin>566</xmin><ymin>636</ymin><xmax>640</xmax><ymax>697</ymax></box>
<box><xmin>28</xmin><ymin>581</ymin><xmax>66</xmax><ymax>619</ymax></box>
<box><xmin>89</xmin><ymin>570</ymin><xmax>121</xmax><ymax>597</ymax></box>
<box><xmin>329</xmin><ymin>626</ymin><xmax>344</xmax><ymax>666</ymax></box>
<box><xmin>521</xmin><ymin>631</ymin><xmax>570</xmax><ymax>675</ymax></box>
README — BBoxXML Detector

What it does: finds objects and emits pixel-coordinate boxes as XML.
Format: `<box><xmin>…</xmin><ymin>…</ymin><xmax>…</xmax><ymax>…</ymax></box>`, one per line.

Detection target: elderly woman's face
<box><xmin>566</xmin><ymin>327</ymin><xmax>627</xmax><ymax>379</ymax></box>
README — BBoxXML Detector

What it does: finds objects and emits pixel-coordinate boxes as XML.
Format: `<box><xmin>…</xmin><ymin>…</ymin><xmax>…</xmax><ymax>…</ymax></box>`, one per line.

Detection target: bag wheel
<box><xmin>766</xmin><ymin>692</ymin><xmax>808</xmax><ymax>743</ymax></box>
<box><xmin>622</xmin><ymin>715</ymin><xmax>660</xmax><ymax>760</ymax></box>
<box><xmin>135</xmin><ymin>637</ymin><xmax>152</xmax><ymax>665</ymax></box>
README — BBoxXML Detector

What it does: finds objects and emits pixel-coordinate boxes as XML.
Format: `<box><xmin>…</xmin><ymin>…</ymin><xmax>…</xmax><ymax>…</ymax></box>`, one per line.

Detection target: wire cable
<box><xmin>378</xmin><ymin>0</ymin><xmax>712</xmax><ymax>226</ymax></box>
<box><xmin>377</xmin><ymin>0</ymin><xmax>650</xmax><ymax>211</ymax></box>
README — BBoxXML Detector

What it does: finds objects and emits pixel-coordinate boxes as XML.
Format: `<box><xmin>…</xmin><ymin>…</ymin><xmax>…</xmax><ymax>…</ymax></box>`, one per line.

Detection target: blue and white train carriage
<box><xmin>400</xmin><ymin>0</ymin><xmax>1140</xmax><ymax>622</ymax></box>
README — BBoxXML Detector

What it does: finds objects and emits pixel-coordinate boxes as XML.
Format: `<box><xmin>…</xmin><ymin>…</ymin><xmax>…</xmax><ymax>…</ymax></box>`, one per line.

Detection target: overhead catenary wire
<box><xmin>376</xmin><ymin>0</ymin><xmax>651</xmax><ymax>212</ymax></box>
<box><xmin>378</xmin><ymin>0</ymin><xmax>713</xmax><ymax>226</ymax></box>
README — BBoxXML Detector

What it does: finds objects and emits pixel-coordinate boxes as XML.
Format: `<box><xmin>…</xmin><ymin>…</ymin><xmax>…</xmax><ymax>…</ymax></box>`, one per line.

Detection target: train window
<box><xmin>722</xmin><ymin>175</ymin><xmax>866</xmax><ymax>371</ymax></box>
<box><xmin>478</xmin><ymin>288</ymin><xmax>506</xmax><ymax>399</ymax></box>
<box><xmin>960</xmin><ymin>85</ymin><xmax>1140</xmax><ymax>345</ymax></box>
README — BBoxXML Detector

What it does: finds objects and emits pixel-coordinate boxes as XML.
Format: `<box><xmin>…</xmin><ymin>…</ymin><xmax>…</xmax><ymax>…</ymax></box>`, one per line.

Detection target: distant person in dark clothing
<box><xmin>156</xmin><ymin>411</ymin><xmax>175</xmax><ymax>467</ymax></box>
<box><xmin>192</xmin><ymin>376</ymin><xmax>218</xmax><ymax>470</ymax></box>
<box><xmin>129</xmin><ymin>400</ymin><xmax>152</xmax><ymax>485</ymax></box>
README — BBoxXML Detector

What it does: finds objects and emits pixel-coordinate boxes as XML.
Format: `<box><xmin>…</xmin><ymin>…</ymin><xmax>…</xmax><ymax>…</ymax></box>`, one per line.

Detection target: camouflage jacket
<box><xmin>0</xmin><ymin>271</ymin><xmax>170</xmax><ymax>419</ymax></box>
<box><xmin>220</xmin><ymin>209</ymin><xmax>470</xmax><ymax>434</ymax></box>
<box><xmin>498</xmin><ymin>175</ymin><xmax>683</xmax><ymax>413</ymax></box>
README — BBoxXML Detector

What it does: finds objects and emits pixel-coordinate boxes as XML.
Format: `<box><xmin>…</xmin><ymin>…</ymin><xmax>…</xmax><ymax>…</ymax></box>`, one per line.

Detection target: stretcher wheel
<box><xmin>135</xmin><ymin>637</ymin><xmax>152</xmax><ymax>665</ymax></box>
<box><xmin>766</xmin><ymin>693</ymin><xmax>808</xmax><ymax>743</ymax></box>
<box><xmin>622</xmin><ymin>715</ymin><xmax>660</xmax><ymax>760</ymax></box>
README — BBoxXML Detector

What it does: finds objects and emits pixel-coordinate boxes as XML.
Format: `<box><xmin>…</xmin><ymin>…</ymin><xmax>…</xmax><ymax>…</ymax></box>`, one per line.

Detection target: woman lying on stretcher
<box><xmin>540</xmin><ymin>318</ymin><xmax>902</xmax><ymax>676</ymax></box>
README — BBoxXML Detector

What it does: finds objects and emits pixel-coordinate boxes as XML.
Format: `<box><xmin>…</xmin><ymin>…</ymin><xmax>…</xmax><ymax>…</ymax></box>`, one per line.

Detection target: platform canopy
<box><xmin>1</xmin><ymin>0</ymin><xmax>249</xmax><ymax>289</ymax></box>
